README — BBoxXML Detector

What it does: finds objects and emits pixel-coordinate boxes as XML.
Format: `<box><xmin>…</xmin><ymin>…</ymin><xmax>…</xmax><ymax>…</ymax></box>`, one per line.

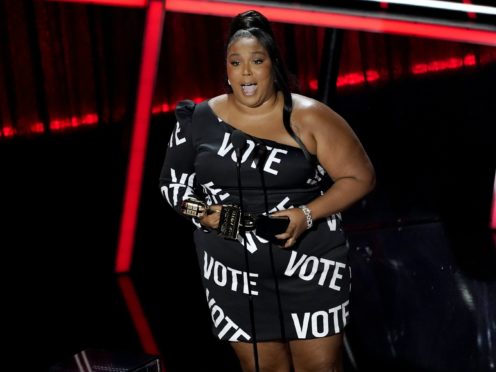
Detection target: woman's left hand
<box><xmin>270</xmin><ymin>208</ymin><xmax>309</xmax><ymax>248</ymax></box>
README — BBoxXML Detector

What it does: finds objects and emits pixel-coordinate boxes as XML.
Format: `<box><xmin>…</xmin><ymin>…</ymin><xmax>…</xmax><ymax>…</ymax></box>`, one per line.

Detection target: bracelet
<box><xmin>298</xmin><ymin>205</ymin><xmax>313</xmax><ymax>230</ymax></box>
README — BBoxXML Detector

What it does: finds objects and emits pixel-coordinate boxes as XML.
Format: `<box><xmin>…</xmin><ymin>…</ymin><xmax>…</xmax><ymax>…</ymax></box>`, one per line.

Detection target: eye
<box><xmin>253</xmin><ymin>59</ymin><xmax>264</xmax><ymax>64</ymax></box>
<box><xmin>230</xmin><ymin>60</ymin><xmax>240</xmax><ymax>66</ymax></box>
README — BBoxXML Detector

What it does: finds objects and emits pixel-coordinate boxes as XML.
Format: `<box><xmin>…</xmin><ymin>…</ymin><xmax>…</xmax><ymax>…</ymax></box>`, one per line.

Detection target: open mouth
<box><xmin>241</xmin><ymin>83</ymin><xmax>257</xmax><ymax>95</ymax></box>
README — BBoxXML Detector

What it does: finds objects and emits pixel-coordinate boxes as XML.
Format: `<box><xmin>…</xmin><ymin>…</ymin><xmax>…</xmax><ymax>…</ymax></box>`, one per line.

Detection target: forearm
<box><xmin>306</xmin><ymin>175</ymin><xmax>375</xmax><ymax>221</ymax></box>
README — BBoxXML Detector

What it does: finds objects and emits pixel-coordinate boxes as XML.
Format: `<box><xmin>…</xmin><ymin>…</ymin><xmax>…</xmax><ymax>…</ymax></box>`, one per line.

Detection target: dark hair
<box><xmin>226</xmin><ymin>10</ymin><xmax>295</xmax><ymax>137</ymax></box>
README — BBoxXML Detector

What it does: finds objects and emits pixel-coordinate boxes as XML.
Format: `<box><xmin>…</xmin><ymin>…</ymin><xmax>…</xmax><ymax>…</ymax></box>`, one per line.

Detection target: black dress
<box><xmin>159</xmin><ymin>99</ymin><xmax>350</xmax><ymax>342</ymax></box>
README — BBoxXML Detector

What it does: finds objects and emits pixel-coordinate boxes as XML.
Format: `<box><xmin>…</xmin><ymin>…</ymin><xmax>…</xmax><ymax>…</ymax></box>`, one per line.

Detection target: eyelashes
<box><xmin>229</xmin><ymin>59</ymin><xmax>265</xmax><ymax>66</ymax></box>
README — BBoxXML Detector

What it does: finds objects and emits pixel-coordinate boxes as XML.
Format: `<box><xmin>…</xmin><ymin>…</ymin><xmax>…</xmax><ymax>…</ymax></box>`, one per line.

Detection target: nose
<box><xmin>242</xmin><ymin>63</ymin><xmax>252</xmax><ymax>76</ymax></box>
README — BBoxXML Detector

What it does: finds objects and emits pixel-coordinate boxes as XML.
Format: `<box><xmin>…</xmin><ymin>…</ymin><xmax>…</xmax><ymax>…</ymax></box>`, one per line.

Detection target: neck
<box><xmin>230</xmin><ymin>91</ymin><xmax>283</xmax><ymax>116</ymax></box>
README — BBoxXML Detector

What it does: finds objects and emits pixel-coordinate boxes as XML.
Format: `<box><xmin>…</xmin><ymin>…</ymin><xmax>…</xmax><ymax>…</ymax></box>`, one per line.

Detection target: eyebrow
<box><xmin>228</xmin><ymin>51</ymin><xmax>267</xmax><ymax>58</ymax></box>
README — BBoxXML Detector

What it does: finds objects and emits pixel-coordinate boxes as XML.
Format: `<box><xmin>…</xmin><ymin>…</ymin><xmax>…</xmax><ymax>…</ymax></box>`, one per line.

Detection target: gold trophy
<box><xmin>180</xmin><ymin>198</ymin><xmax>207</xmax><ymax>218</ymax></box>
<box><xmin>181</xmin><ymin>198</ymin><xmax>241</xmax><ymax>240</ymax></box>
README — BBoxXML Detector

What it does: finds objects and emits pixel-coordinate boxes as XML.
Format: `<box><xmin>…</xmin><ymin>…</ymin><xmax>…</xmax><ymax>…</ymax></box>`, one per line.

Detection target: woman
<box><xmin>160</xmin><ymin>10</ymin><xmax>375</xmax><ymax>372</ymax></box>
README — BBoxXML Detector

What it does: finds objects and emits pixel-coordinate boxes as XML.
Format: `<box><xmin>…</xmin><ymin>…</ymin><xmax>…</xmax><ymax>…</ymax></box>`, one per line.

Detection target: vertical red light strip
<box><xmin>491</xmin><ymin>173</ymin><xmax>496</xmax><ymax>229</ymax></box>
<box><xmin>115</xmin><ymin>0</ymin><xmax>165</xmax><ymax>273</ymax></box>
<box><xmin>117</xmin><ymin>275</ymin><xmax>161</xmax><ymax>356</ymax></box>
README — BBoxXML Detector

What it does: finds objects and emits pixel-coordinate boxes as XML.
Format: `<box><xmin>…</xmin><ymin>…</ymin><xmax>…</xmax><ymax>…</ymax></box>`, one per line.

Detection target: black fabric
<box><xmin>159</xmin><ymin>99</ymin><xmax>351</xmax><ymax>341</ymax></box>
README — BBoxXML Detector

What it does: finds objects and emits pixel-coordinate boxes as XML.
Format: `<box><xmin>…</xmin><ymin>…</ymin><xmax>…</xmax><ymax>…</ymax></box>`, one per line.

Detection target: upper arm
<box><xmin>159</xmin><ymin>100</ymin><xmax>200</xmax><ymax>209</ymax></box>
<box><xmin>300</xmin><ymin>101</ymin><xmax>374</xmax><ymax>185</ymax></box>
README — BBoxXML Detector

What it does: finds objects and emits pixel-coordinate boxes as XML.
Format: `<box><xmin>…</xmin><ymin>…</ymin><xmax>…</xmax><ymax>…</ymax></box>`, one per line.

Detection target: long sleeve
<box><xmin>159</xmin><ymin>100</ymin><xmax>203</xmax><ymax>226</ymax></box>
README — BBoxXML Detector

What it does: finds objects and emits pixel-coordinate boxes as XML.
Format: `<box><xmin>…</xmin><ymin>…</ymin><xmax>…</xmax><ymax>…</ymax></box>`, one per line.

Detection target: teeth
<box><xmin>241</xmin><ymin>84</ymin><xmax>257</xmax><ymax>96</ymax></box>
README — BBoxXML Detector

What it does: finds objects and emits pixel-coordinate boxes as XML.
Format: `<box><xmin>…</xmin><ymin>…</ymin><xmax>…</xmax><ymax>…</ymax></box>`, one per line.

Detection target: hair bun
<box><xmin>229</xmin><ymin>10</ymin><xmax>274</xmax><ymax>38</ymax></box>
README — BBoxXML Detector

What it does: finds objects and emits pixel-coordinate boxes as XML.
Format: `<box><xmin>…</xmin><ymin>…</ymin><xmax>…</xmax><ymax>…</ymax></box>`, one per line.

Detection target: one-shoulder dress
<box><xmin>159</xmin><ymin>99</ymin><xmax>351</xmax><ymax>342</ymax></box>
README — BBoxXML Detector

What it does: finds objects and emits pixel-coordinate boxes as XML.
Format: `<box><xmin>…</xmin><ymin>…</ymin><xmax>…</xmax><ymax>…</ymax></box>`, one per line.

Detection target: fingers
<box><xmin>274</xmin><ymin>218</ymin><xmax>300</xmax><ymax>248</ymax></box>
<box><xmin>275</xmin><ymin>232</ymin><xmax>298</xmax><ymax>248</ymax></box>
<box><xmin>200</xmin><ymin>206</ymin><xmax>222</xmax><ymax>229</ymax></box>
<box><xmin>207</xmin><ymin>206</ymin><xmax>222</xmax><ymax>214</ymax></box>
<box><xmin>283</xmin><ymin>236</ymin><xmax>297</xmax><ymax>248</ymax></box>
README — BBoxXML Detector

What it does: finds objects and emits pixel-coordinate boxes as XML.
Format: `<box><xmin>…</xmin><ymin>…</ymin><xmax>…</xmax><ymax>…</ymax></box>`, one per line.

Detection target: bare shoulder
<box><xmin>291</xmin><ymin>93</ymin><xmax>347</xmax><ymax>131</ymax></box>
<box><xmin>208</xmin><ymin>94</ymin><xmax>229</xmax><ymax>112</ymax></box>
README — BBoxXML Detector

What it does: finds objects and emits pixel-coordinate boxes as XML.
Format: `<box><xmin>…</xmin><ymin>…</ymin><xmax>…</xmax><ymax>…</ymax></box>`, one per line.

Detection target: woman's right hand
<box><xmin>199</xmin><ymin>205</ymin><xmax>222</xmax><ymax>229</ymax></box>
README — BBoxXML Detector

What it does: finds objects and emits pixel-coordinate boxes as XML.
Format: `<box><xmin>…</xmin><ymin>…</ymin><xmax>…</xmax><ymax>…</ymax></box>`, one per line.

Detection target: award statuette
<box><xmin>180</xmin><ymin>198</ymin><xmax>242</xmax><ymax>240</ymax></box>
<box><xmin>217</xmin><ymin>204</ymin><xmax>241</xmax><ymax>240</ymax></box>
<box><xmin>180</xmin><ymin>198</ymin><xmax>207</xmax><ymax>218</ymax></box>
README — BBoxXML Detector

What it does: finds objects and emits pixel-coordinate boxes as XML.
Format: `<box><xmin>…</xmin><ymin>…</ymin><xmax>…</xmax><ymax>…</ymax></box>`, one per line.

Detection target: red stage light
<box><xmin>165</xmin><ymin>0</ymin><xmax>496</xmax><ymax>47</ymax></box>
<box><xmin>462</xmin><ymin>0</ymin><xmax>477</xmax><ymax>20</ymax></box>
<box><xmin>117</xmin><ymin>275</ymin><xmax>160</xmax><ymax>355</ymax></box>
<box><xmin>492</xmin><ymin>175</ymin><xmax>496</xmax><ymax>230</ymax></box>
<box><xmin>115</xmin><ymin>0</ymin><xmax>165</xmax><ymax>273</ymax></box>
<box><xmin>31</xmin><ymin>122</ymin><xmax>45</xmax><ymax>134</ymax></box>
<box><xmin>2</xmin><ymin>126</ymin><xmax>16</xmax><ymax>137</ymax></box>
<box><xmin>47</xmin><ymin>0</ymin><xmax>147</xmax><ymax>7</ymax></box>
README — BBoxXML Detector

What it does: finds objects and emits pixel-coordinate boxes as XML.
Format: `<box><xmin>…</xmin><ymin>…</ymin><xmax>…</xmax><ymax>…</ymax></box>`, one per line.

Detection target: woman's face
<box><xmin>226</xmin><ymin>36</ymin><xmax>275</xmax><ymax>108</ymax></box>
